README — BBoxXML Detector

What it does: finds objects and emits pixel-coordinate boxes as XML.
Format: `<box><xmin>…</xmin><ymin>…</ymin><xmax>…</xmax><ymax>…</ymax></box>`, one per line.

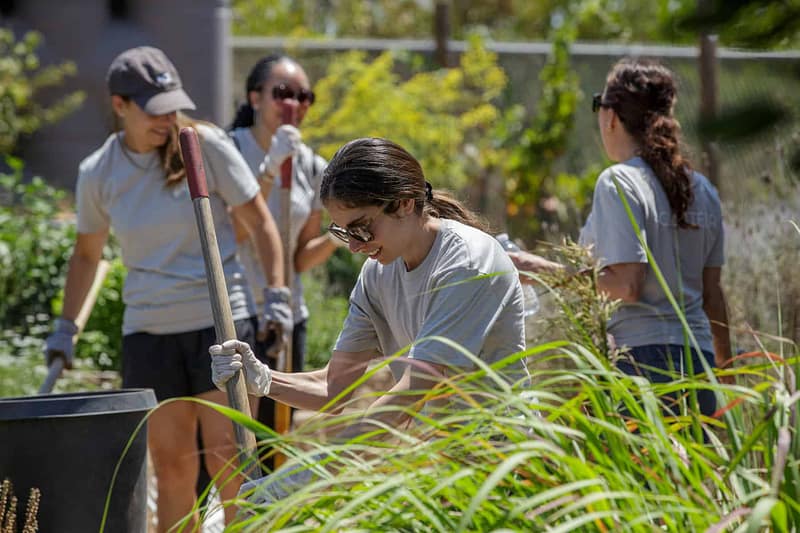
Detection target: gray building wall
<box><xmin>2</xmin><ymin>0</ymin><xmax>232</xmax><ymax>190</ymax></box>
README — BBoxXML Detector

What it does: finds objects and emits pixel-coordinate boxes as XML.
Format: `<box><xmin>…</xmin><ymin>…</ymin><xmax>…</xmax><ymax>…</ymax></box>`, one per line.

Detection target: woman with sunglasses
<box><xmin>510</xmin><ymin>59</ymin><xmax>731</xmax><ymax>417</ymax></box>
<box><xmin>209</xmin><ymin>137</ymin><xmax>529</xmax><ymax>504</ymax></box>
<box><xmin>42</xmin><ymin>47</ymin><xmax>288</xmax><ymax>530</ymax></box>
<box><xmin>228</xmin><ymin>55</ymin><xmax>341</xmax><ymax>405</ymax></box>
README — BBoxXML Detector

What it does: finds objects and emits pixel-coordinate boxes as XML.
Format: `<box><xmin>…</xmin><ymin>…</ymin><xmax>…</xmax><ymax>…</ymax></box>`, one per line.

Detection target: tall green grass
<box><xmin>177</xmin><ymin>337</ymin><xmax>797</xmax><ymax>532</ymax></box>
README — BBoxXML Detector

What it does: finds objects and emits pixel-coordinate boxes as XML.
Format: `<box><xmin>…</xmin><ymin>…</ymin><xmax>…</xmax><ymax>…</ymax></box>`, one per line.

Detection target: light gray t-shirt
<box><xmin>335</xmin><ymin>219</ymin><xmax>528</xmax><ymax>387</ymax></box>
<box><xmin>579</xmin><ymin>157</ymin><xmax>724</xmax><ymax>353</ymax></box>
<box><xmin>230</xmin><ymin>127</ymin><xmax>327</xmax><ymax>322</ymax></box>
<box><xmin>76</xmin><ymin>124</ymin><xmax>260</xmax><ymax>335</ymax></box>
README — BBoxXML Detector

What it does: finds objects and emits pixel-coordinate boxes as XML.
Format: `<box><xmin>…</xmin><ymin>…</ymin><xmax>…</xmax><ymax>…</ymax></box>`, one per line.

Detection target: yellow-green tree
<box><xmin>303</xmin><ymin>36</ymin><xmax>508</xmax><ymax>197</ymax></box>
<box><xmin>0</xmin><ymin>30</ymin><xmax>85</xmax><ymax>154</ymax></box>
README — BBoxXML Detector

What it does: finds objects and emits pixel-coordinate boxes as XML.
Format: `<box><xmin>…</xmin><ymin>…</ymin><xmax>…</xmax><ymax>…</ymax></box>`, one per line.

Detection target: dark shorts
<box><xmin>122</xmin><ymin>317</ymin><xmax>258</xmax><ymax>402</ymax></box>
<box><xmin>616</xmin><ymin>344</ymin><xmax>717</xmax><ymax>418</ymax></box>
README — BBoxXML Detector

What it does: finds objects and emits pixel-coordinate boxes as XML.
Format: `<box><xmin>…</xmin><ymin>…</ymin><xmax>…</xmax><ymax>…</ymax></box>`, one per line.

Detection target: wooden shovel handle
<box><xmin>180</xmin><ymin>127</ymin><xmax>258</xmax><ymax>472</ymax></box>
<box><xmin>274</xmin><ymin>102</ymin><xmax>298</xmax><ymax>467</ymax></box>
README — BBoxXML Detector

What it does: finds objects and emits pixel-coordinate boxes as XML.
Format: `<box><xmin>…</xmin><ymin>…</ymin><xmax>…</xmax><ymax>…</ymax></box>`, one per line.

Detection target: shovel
<box><xmin>179</xmin><ymin>126</ymin><xmax>258</xmax><ymax>474</ymax></box>
<box><xmin>39</xmin><ymin>259</ymin><xmax>111</xmax><ymax>394</ymax></box>
<box><xmin>273</xmin><ymin>101</ymin><xmax>298</xmax><ymax>468</ymax></box>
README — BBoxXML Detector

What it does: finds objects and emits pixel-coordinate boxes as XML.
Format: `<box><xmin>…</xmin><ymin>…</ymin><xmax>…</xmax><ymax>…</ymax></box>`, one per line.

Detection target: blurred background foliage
<box><xmin>0</xmin><ymin>29</ymin><xmax>85</xmax><ymax>156</ymax></box>
<box><xmin>231</xmin><ymin>0</ymin><xmax>799</xmax><ymax>48</ymax></box>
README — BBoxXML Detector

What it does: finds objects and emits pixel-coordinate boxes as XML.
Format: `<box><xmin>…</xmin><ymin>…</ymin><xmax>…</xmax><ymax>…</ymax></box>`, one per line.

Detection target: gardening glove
<box><xmin>238</xmin><ymin>453</ymin><xmax>326</xmax><ymax>506</ymax></box>
<box><xmin>209</xmin><ymin>339</ymin><xmax>272</xmax><ymax>396</ymax></box>
<box><xmin>44</xmin><ymin>317</ymin><xmax>78</xmax><ymax>369</ymax></box>
<box><xmin>259</xmin><ymin>125</ymin><xmax>301</xmax><ymax>180</ymax></box>
<box><xmin>260</xmin><ymin>287</ymin><xmax>293</xmax><ymax>355</ymax></box>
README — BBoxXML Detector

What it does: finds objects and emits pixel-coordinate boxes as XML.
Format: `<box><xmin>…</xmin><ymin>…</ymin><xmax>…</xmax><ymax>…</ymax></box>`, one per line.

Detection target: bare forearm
<box><xmin>597</xmin><ymin>269</ymin><xmax>640</xmax><ymax>303</ymax></box>
<box><xmin>295</xmin><ymin>235</ymin><xmax>338</xmax><ymax>273</ymax></box>
<box><xmin>704</xmin><ymin>293</ymin><xmax>732</xmax><ymax>368</ymax></box>
<box><xmin>332</xmin><ymin>388</ymin><xmax>419</xmax><ymax>442</ymax></box>
<box><xmin>251</xmin><ymin>219</ymin><xmax>285</xmax><ymax>287</ymax></box>
<box><xmin>61</xmin><ymin>254</ymin><xmax>101</xmax><ymax>321</ymax></box>
<box><xmin>592</xmin><ymin>263</ymin><xmax>647</xmax><ymax>303</ymax></box>
<box><xmin>268</xmin><ymin>367</ymin><xmax>350</xmax><ymax>412</ymax></box>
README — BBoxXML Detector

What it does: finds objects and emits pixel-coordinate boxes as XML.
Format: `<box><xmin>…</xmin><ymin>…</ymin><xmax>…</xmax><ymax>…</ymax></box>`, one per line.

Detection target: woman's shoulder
<box><xmin>297</xmin><ymin>143</ymin><xmax>327</xmax><ymax>175</ymax></box>
<box><xmin>690</xmin><ymin>170</ymin><xmax>722</xmax><ymax>208</ymax></box>
<box><xmin>195</xmin><ymin>122</ymin><xmax>231</xmax><ymax>146</ymax></box>
<box><xmin>78</xmin><ymin>133</ymin><xmax>119</xmax><ymax>181</ymax></box>
<box><xmin>593</xmin><ymin>158</ymin><xmax>656</xmax><ymax>201</ymax></box>
<box><xmin>437</xmin><ymin>220</ymin><xmax>505</xmax><ymax>272</ymax></box>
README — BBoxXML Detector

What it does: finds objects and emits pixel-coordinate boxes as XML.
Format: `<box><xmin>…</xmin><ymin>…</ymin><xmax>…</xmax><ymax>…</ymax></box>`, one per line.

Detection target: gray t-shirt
<box><xmin>335</xmin><ymin>219</ymin><xmax>528</xmax><ymax>387</ymax></box>
<box><xmin>579</xmin><ymin>157</ymin><xmax>724</xmax><ymax>352</ymax></box>
<box><xmin>230</xmin><ymin>127</ymin><xmax>327</xmax><ymax>322</ymax></box>
<box><xmin>76</xmin><ymin>124</ymin><xmax>260</xmax><ymax>335</ymax></box>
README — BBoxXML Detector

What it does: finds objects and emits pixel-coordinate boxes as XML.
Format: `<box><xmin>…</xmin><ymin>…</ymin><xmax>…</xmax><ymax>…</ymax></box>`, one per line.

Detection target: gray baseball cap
<box><xmin>107</xmin><ymin>46</ymin><xmax>196</xmax><ymax>115</ymax></box>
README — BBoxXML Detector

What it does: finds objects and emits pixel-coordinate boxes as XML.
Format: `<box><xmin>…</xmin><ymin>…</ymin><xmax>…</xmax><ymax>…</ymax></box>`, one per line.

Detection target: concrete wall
<box><xmin>1</xmin><ymin>0</ymin><xmax>232</xmax><ymax>190</ymax></box>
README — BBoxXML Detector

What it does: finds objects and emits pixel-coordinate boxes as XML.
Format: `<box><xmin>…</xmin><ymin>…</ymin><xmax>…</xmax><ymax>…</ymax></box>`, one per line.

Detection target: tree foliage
<box><xmin>302</xmin><ymin>36</ymin><xmax>509</xmax><ymax>195</ymax></box>
<box><xmin>232</xmin><ymin>0</ymin><xmax>694</xmax><ymax>44</ymax></box>
<box><xmin>502</xmin><ymin>27</ymin><xmax>598</xmax><ymax>243</ymax></box>
<box><xmin>0</xmin><ymin>29</ymin><xmax>85</xmax><ymax>154</ymax></box>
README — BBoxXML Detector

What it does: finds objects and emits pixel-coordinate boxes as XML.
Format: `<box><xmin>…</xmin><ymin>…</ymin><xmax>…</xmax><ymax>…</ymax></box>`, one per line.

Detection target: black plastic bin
<box><xmin>0</xmin><ymin>388</ymin><xmax>156</xmax><ymax>532</ymax></box>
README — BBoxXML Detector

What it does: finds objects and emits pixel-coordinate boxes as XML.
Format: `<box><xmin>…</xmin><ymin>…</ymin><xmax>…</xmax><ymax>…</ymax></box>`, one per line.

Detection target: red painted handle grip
<box><xmin>179</xmin><ymin>127</ymin><xmax>209</xmax><ymax>199</ymax></box>
<box><xmin>279</xmin><ymin>102</ymin><xmax>298</xmax><ymax>190</ymax></box>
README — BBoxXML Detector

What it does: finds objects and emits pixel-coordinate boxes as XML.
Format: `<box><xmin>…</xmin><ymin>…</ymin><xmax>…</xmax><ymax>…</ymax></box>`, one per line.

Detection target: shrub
<box><xmin>0</xmin><ymin>156</ymin><xmax>124</xmax><ymax>372</ymax></box>
<box><xmin>0</xmin><ymin>29</ymin><xmax>85</xmax><ymax>155</ymax></box>
<box><xmin>303</xmin><ymin>35</ymin><xmax>510</xmax><ymax>195</ymax></box>
<box><xmin>0</xmin><ymin>157</ymin><xmax>74</xmax><ymax>334</ymax></box>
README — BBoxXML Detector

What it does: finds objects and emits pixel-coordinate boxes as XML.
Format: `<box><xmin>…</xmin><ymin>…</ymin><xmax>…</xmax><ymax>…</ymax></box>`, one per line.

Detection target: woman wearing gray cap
<box><xmin>42</xmin><ymin>46</ymin><xmax>288</xmax><ymax>530</ymax></box>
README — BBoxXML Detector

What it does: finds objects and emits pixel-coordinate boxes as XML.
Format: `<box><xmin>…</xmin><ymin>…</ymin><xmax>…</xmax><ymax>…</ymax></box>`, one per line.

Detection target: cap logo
<box><xmin>155</xmin><ymin>71</ymin><xmax>174</xmax><ymax>89</ymax></box>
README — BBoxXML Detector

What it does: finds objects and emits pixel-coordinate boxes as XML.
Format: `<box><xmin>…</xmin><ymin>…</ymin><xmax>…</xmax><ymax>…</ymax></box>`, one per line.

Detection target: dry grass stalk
<box><xmin>0</xmin><ymin>479</ymin><xmax>39</xmax><ymax>533</ymax></box>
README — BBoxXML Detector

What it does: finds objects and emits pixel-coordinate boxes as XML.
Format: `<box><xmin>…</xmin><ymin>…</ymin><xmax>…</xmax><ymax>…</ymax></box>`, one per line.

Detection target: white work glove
<box><xmin>238</xmin><ymin>453</ymin><xmax>326</xmax><ymax>506</ymax></box>
<box><xmin>260</xmin><ymin>287</ymin><xmax>293</xmax><ymax>354</ymax></box>
<box><xmin>209</xmin><ymin>339</ymin><xmax>272</xmax><ymax>396</ymax></box>
<box><xmin>259</xmin><ymin>125</ymin><xmax>301</xmax><ymax>179</ymax></box>
<box><xmin>44</xmin><ymin>317</ymin><xmax>78</xmax><ymax>369</ymax></box>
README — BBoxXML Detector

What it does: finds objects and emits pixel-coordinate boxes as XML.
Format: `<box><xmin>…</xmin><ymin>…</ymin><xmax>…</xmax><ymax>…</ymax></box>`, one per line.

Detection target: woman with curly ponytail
<box><xmin>510</xmin><ymin>59</ymin><xmax>732</xmax><ymax>418</ymax></box>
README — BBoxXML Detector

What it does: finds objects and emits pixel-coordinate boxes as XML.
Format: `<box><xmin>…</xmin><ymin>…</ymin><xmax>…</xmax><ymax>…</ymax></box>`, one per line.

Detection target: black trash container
<box><xmin>0</xmin><ymin>388</ymin><xmax>156</xmax><ymax>532</ymax></box>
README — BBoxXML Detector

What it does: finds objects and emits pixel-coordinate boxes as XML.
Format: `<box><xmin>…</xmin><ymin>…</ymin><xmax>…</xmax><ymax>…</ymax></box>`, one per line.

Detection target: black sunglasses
<box><xmin>327</xmin><ymin>203</ymin><xmax>390</xmax><ymax>244</ymax></box>
<box><xmin>271</xmin><ymin>83</ymin><xmax>315</xmax><ymax>105</ymax></box>
<box><xmin>592</xmin><ymin>92</ymin><xmax>609</xmax><ymax>113</ymax></box>
<box><xmin>328</xmin><ymin>223</ymin><xmax>373</xmax><ymax>244</ymax></box>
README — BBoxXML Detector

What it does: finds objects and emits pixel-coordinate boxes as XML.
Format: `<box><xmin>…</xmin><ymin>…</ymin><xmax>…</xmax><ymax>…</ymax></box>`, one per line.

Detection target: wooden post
<box><xmin>434</xmin><ymin>1</ymin><xmax>451</xmax><ymax>68</ymax></box>
<box><xmin>698</xmin><ymin>1</ymin><xmax>720</xmax><ymax>189</ymax></box>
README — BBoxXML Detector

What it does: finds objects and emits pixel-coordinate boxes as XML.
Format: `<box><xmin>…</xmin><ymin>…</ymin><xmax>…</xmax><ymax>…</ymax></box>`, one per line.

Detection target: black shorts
<box><xmin>122</xmin><ymin>317</ymin><xmax>258</xmax><ymax>402</ymax></box>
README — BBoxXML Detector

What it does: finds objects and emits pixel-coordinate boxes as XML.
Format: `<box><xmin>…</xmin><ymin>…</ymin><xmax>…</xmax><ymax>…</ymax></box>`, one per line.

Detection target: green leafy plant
<box><xmin>300</xmin><ymin>269</ymin><xmax>349</xmax><ymax>369</ymax></box>
<box><xmin>303</xmin><ymin>35</ymin><xmax>510</xmax><ymax>195</ymax></box>
<box><xmin>0</xmin><ymin>156</ymin><xmax>123</xmax><ymax>373</ymax></box>
<box><xmin>0</xmin><ymin>157</ymin><xmax>74</xmax><ymax>333</ymax></box>
<box><xmin>0</xmin><ymin>29</ymin><xmax>85</xmax><ymax>155</ymax></box>
<box><xmin>51</xmin><ymin>258</ymin><xmax>126</xmax><ymax>371</ymax></box>
<box><xmin>502</xmin><ymin>26</ymin><xmax>597</xmax><ymax>244</ymax></box>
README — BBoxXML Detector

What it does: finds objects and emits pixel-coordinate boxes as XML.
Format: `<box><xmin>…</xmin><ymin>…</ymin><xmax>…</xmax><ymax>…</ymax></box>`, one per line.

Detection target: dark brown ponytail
<box><xmin>603</xmin><ymin>59</ymin><xmax>697</xmax><ymax>229</ymax></box>
<box><xmin>320</xmin><ymin>137</ymin><xmax>488</xmax><ymax>232</ymax></box>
